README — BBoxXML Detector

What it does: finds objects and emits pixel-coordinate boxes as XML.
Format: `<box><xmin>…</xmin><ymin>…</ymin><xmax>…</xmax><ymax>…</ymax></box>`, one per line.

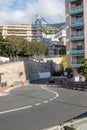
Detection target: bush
<box><xmin>52</xmin><ymin>70</ymin><xmax>63</xmax><ymax>76</ymax></box>
<box><xmin>65</xmin><ymin>67</ymin><xmax>73</xmax><ymax>76</ymax></box>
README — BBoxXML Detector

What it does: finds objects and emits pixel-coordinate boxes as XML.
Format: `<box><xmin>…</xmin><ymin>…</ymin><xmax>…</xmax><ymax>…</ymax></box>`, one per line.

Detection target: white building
<box><xmin>0</xmin><ymin>17</ymin><xmax>42</xmax><ymax>42</ymax></box>
<box><xmin>43</xmin><ymin>28</ymin><xmax>66</xmax><ymax>46</ymax></box>
<box><xmin>55</xmin><ymin>29</ymin><xmax>66</xmax><ymax>46</ymax></box>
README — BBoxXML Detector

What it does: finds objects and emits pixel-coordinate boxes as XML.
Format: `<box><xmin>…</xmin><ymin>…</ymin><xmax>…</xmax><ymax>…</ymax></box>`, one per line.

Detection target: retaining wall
<box><xmin>0</xmin><ymin>60</ymin><xmax>50</xmax><ymax>86</ymax></box>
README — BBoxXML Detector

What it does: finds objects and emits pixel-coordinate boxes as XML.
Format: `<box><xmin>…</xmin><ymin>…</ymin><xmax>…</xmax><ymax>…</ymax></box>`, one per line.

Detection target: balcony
<box><xmin>70</xmin><ymin>0</ymin><xmax>77</xmax><ymax>2</ymax></box>
<box><xmin>71</xmin><ymin>60</ymin><xmax>84</xmax><ymax>68</ymax></box>
<box><xmin>70</xmin><ymin>6</ymin><xmax>84</xmax><ymax>15</ymax></box>
<box><xmin>70</xmin><ymin>32</ymin><xmax>84</xmax><ymax>41</ymax></box>
<box><xmin>70</xmin><ymin>19</ymin><xmax>84</xmax><ymax>28</ymax></box>
<box><xmin>71</xmin><ymin>48</ymin><xmax>85</xmax><ymax>56</ymax></box>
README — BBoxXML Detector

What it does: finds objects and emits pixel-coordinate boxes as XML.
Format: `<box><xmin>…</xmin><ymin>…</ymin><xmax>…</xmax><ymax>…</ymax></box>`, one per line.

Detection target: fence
<box><xmin>60</xmin><ymin>81</ymin><xmax>87</xmax><ymax>91</ymax></box>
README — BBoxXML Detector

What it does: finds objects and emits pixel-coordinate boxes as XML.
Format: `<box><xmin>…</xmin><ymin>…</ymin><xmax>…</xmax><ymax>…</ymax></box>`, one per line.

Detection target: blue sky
<box><xmin>0</xmin><ymin>0</ymin><xmax>65</xmax><ymax>24</ymax></box>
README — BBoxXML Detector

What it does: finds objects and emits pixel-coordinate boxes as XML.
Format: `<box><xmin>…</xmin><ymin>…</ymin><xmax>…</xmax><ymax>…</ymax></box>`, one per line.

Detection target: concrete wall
<box><xmin>0</xmin><ymin>58</ymin><xmax>62</xmax><ymax>86</ymax></box>
<box><xmin>23</xmin><ymin>60</ymin><xmax>50</xmax><ymax>80</ymax></box>
<box><xmin>0</xmin><ymin>60</ymin><xmax>51</xmax><ymax>85</ymax></box>
<box><xmin>42</xmin><ymin>57</ymin><xmax>62</xmax><ymax>71</ymax></box>
<box><xmin>0</xmin><ymin>62</ymin><xmax>26</xmax><ymax>86</ymax></box>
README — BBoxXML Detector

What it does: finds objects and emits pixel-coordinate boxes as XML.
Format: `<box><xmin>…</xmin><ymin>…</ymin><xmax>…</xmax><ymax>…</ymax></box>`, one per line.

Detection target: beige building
<box><xmin>66</xmin><ymin>0</ymin><xmax>87</xmax><ymax>74</ymax></box>
<box><xmin>0</xmin><ymin>17</ymin><xmax>42</xmax><ymax>42</ymax></box>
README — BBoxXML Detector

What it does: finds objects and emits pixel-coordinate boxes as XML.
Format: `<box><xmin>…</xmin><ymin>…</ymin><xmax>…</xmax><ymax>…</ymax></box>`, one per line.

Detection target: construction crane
<box><xmin>35</xmin><ymin>14</ymin><xmax>49</xmax><ymax>24</ymax></box>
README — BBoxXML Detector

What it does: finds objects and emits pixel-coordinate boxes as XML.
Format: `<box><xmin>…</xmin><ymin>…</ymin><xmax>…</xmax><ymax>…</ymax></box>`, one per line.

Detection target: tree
<box><xmin>2</xmin><ymin>36</ymin><xmax>26</xmax><ymax>60</ymax></box>
<box><xmin>65</xmin><ymin>67</ymin><xmax>73</xmax><ymax>77</ymax></box>
<box><xmin>0</xmin><ymin>34</ymin><xmax>47</xmax><ymax>59</ymax></box>
<box><xmin>78</xmin><ymin>59</ymin><xmax>87</xmax><ymax>80</ymax></box>
<box><xmin>25</xmin><ymin>41</ymin><xmax>47</xmax><ymax>57</ymax></box>
<box><xmin>36</xmin><ymin>42</ymin><xmax>47</xmax><ymax>55</ymax></box>
<box><xmin>0</xmin><ymin>31</ymin><xmax>3</xmax><ymax>41</ymax></box>
<box><xmin>0</xmin><ymin>31</ymin><xmax>6</xmax><ymax>56</ymax></box>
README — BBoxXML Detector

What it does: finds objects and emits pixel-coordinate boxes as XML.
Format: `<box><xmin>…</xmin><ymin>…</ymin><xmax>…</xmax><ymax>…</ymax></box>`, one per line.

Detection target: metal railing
<box><xmin>71</xmin><ymin>32</ymin><xmax>84</xmax><ymax>37</ymax></box>
<box><xmin>70</xmin><ymin>5</ymin><xmax>83</xmax><ymax>11</ymax></box>
<box><xmin>61</xmin><ymin>81</ymin><xmax>87</xmax><ymax>90</ymax></box>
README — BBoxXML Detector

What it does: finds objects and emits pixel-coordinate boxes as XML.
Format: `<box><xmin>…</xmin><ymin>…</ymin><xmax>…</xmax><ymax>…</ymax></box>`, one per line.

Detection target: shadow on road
<box><xmin>11</xmin><ymin>92</ymin><xmax>50</xmax><ymax>100</ymax></box>
<box><xmin>30</xmin><ymin>78</ymin><xmax>50</xmax><ymax>84</ymax></box>
<box><xmin>65</xmin><ymin>111</ymin><xmax>87</xmax><ymax>123</ymax></box>
<box><xmin>73</xmin><ymin>111</ymin><xmax>87</xmax><ymax>119</ymax></box>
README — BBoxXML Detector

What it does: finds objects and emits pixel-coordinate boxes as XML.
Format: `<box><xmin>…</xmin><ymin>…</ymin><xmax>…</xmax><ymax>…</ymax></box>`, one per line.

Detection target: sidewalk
<box><xmin>42</xmin><ymin>117</ymin><xmax>87</xmax><ymax>130</ymax></box>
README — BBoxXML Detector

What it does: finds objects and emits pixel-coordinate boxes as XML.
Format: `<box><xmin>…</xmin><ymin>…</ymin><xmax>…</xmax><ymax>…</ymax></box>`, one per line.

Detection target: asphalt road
<box><xmin>0</xmin><ymin>84</ymin><xmax>87</xmax><ymax>130</ymax></box>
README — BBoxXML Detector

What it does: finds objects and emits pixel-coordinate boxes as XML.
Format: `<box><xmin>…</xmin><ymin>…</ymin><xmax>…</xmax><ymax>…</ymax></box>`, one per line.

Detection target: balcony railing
<box><xmin>70</xmin><ymin>19</ymin><xmax>84</xmax><ymax>28</ymax></box>
<box><xmin>71</xmin><ymin>60</ymin><xmax>84</xmax><ymax>68</ymax></box>
<box><xmin>70</xmin><ymin>32</ymin><xmax>84</xmax><ymax>41</ymax></box>
<box><xmin>70</xmin><ymin>0</ymin><xmax>77</xmax><ymax>2</ymax></box>
<box><xmin>71</xmin><ymin>48</ymin><xmax>85</xmax><ymax>56</ymax></box>
<box><xmin>70</xmin><ymin>5</ymin><xmax>84</xmax><ymax>15</ymax></box>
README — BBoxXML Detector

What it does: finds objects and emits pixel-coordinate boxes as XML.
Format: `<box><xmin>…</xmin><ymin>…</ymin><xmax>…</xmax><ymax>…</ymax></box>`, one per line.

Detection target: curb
<box><xmin>61</xmin><ymin>85</ymin><xmax>87</xmax><ymax>92</ymax></box>
<box><xmin>0</xmin><ymin>92</ymin><xmax>9</xmax><ymax>97</ymax></box>
<box><xmin>0</xmin><ymin>85</ymin><xmax>21</xmax><ymax>97</ymax></box>
<box><xmin>41</xmin><ymin>117</ymin><xmax>87</xmax><ymax>130</ymax></box>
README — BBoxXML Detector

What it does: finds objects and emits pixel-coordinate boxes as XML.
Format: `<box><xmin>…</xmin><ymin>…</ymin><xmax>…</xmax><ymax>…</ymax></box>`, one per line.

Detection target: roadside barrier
<box><xmin>21</xmin><ymin>80</ymin><xmax>25</xmax><ymax>86</ymax></box>
<box><xmin>12</xmin><ymin>81</ymin><xmax>15</xmax><ymax>87</ymax></box>
<box><xmin>60</xmin><ymin>81</ymin><xmax>87</xmax><ymax>91</ymax></box>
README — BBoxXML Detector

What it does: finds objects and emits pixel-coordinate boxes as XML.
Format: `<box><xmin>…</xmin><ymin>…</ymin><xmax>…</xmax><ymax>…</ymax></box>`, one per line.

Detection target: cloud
<box><xmin>0</xmin><ymin>0</ymin><xmax>65</xmax><ymax>24</ymax></box>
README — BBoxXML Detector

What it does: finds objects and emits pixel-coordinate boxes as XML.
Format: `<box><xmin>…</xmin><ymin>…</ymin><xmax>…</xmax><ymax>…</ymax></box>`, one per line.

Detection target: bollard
<box><xmin>21</xmin><ymin>80</ymin><xmax>24</xmax><ymax>86</ymax></box>
<box><xmin>12</xmin><ymin>81</ymin><xmax>15</xmax><ymax>87</ymax></box>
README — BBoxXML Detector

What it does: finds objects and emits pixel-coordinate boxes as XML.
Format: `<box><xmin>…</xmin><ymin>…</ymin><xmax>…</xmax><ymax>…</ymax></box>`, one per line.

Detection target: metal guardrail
<box><xmin>60</xmin><ymin>81</ymin><xmax>87</xmax><ymax>90</ymax></box>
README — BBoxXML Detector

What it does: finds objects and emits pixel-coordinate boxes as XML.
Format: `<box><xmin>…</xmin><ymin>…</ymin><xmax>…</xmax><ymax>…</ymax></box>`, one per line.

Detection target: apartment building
<box><xmin>66</xmin><ymin>0</ymin><xmax>87</xmax><ymax>74</ymax></box>
<box><xmin>0</xmin><ymin>16</ymin><xmax>42</xmax><ymax>42</ymax></box>
<box><xmin>55</xmin><ymin>29</ymin><xmax>66</xmax><ymax>46</ymax></box>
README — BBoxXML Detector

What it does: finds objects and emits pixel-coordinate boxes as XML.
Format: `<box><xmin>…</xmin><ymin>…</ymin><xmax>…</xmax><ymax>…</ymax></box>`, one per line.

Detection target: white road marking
<box><xmin>0</xmin><ymin>93</ymin><xmax>9</xmax><ymax>97</ymax></box>
<box><xmin>53</xmin><ymin>97</ymin><xmax>56</xmax><ymax>99</ymax></box>
<box><xmin>0</xmin><ymin>85</ymin><xmax>21</xmax><ymax>97</ymax></box>
<box><xmin>43</xmin><ymin>100</ymin><xmax>48</xmax><ymax>103</ymax></box>
<box><xmin>0</xmin><ymin>105</ymin><xmax>32</xmax><ymax>115</ymax></box>
<box><xmin>0</xmin><ymin>84</ymin><xmax>59</xmax><ymax>114</ymax></box>
<box><xmin>50</xmin><ymin>99</ymin><xmax>53</xmax><ymax>101</ymax></box>
<box><xmin>41</xmin><ymin>85</ymin><xmax>59</xmax><ymax>99</ymax></box>
<box><xmin>35</xmin><ymin>103</ymin><xmax>41</xmax><ymax>106</ymax></box>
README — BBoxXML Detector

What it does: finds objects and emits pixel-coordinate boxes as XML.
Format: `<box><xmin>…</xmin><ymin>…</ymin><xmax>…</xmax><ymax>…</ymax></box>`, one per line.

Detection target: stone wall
<box><xmin>0</xmin><ymin>61</ymin><xmax>26</xmax><ymax>86</ymax></box>
<box><xmin>0</xmin><ymin>60</ymin><xmax>50</xmax><ymax>85</ymax></box>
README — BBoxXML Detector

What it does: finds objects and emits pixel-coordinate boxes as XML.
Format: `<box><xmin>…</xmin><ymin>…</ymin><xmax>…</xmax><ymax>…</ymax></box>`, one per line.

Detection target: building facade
<box><xmin>43</xmin><ymin>28</ymin><xmax>66</xmax><ymax>46</ymax></box>
<box><xmin>55</xmin><ymin>29</ymin><xmax>66</xmax><ymax>46</ymax></box>
<box><xmin>66</xmin><ymin>0</ymin><xmax>87</xmax><ymax>74</ymax></box>
<box><xmin>46</xmin><ymin>44</ymin><xmax>66</xmax><ymax>57</ymax></box>
<box><xmin>0</xmin><ymin>16</ymin><xmax>42</xmax><ymax>42</ymax></box>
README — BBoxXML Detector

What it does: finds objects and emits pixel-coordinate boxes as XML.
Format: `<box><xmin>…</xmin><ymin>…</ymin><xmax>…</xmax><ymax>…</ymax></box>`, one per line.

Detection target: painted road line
<box><xmin>43</xmin><ymin>101</ymin><xmax>48</xmax><ymax>103</ymax></box>
<box><xmin>41</xmin><ymin>85</ymin><xmax>59</xmax><ymax>99</ymax></box>
<box><xmin>50</xmin><ymin>99</ymin><xmax>53</xmax><ymax>101</ymax></box>
<box><xmin>53</xmin><ymin>97</ymin><xmax>56</xmax><ymax>99</ymax></box>
<box><xmin>35</xmin><ymin>103</ymin><xmax>41</xmax><ymax>106</ymax></box>
<box><xmin>0</xmin><ymin>85</ymin><xmax>21</xmax><ymax>97</ymax></box>
<box><xmin>0</xmin><ymin>85</ymin><xmax>59</xmax><ymax>114</ymax></box>
<box><xmin>5</xmin><ymin>85</ymin><xmax>21</xmax><ymax>93</ymax></box>
<box><xmin>0</xmin><ymin>92</ymin><xmax>9</xmax><ymax>97</ymax></box>
<box><xmin>0</xmin><ymin>105</ymin><xmax>32</xmax><ymax>115</ymax></box>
